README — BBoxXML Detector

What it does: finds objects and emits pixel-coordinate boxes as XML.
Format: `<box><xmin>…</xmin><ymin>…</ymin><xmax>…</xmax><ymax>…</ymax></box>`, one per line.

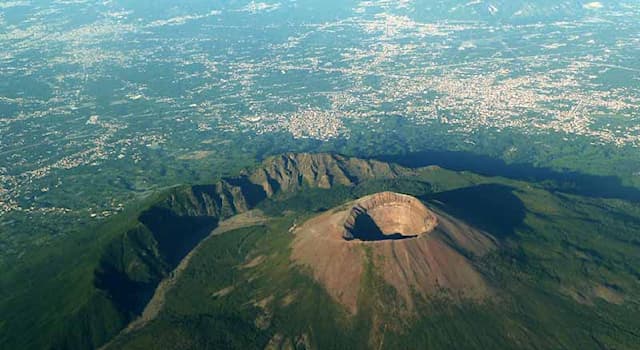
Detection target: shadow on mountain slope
<box><xmin>425</xmin><ymin>184</ymin><xmax>526</xmax><ymax>240</ymax></box>
<box><xmin>139</xmin><ymin>207</ymin><xmax>218</xmax><ymax>267</ymax></box>
<box><xmin>376</xmin><ymin>150</ymin><xmax>640</xmax><ymax>202</ymax></box>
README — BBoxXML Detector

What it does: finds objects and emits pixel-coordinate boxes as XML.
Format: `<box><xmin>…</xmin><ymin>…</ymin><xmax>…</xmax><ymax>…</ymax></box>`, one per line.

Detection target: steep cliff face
<box><xmin>92</xmin><ymin>186</ymin><xmax>226</xmax><ymax>346</ymax></box>
<box><xmin>249</xmin><ymin>153</ymin><xmax>407</xmax><ymax>195</ymax></box>
<box><xmin>91</xmin><ymin>184</ymin><xmax>248</xmax><ymax>349</ymax></box>
<box><xmin>162</xmin><ymin>182</ymin><xmax>255</xmax><ymax>218</ymax></box>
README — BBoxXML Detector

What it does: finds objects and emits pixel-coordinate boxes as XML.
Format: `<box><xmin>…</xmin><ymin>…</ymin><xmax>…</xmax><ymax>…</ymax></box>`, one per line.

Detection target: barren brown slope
<box><xmin>291</xmin><ymin>192</ymin><xmax>497</xmax><ymax>314</ymax></box>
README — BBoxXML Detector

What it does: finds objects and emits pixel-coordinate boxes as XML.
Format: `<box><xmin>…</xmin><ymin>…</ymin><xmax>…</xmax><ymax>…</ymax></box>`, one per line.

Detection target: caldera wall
<box><xmin>342</xmin><ymin>192</ymin><xmax>438</xmax><ymax>241</ymax></box>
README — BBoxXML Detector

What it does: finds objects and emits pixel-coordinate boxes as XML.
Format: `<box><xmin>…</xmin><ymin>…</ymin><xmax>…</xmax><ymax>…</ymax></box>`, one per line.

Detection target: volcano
<box><xmin>78</xmin><ymin>154</ymin><xmax>640</xmax><ymax>350</ymax></box>
<box><xmin>291</xmin><ymin>191</ymin><xmax>497</xmax><ymax>313</ymax></box>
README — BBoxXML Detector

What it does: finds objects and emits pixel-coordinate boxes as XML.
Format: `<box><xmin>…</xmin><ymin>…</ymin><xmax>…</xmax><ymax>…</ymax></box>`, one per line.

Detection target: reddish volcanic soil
<box><xmin>290</xmin><ymin>192</ymin><xmax>497</xmax><ymax>313</ymax></box>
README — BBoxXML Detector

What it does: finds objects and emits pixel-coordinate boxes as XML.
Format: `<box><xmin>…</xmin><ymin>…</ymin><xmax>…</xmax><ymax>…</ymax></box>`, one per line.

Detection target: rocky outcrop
<box><xmin>162</xmin><ymin>181</ymin><xmax>253</xmax><ymax>219</ymax></box>
<box><xmin>249</xmin><ymin>153</ymin><xmax>407</xmax><ymax>195</ymax></box>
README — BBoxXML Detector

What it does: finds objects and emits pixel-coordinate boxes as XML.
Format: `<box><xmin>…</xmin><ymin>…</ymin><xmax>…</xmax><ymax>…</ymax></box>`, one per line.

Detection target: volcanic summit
<box><xmin>291</xmin><ymin>191</ymin><xmax>497</xmax><ymax>313</ymax></box>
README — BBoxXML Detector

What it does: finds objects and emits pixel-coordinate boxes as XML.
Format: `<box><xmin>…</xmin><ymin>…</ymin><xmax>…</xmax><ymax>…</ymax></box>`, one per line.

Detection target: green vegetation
<box><xmin>111</xmin><ymin>167</ymin><xmax>640</xmax><ymax>349</ymax></box>
<box><xmin>0</xmin><ymin>184</ymin><xmax>234</xmax><ymax>349</ymax></box>
<box><xmin>1</xmin><ymin>154</ymin><xmax>640</xmax><ymax>349</ymax></box>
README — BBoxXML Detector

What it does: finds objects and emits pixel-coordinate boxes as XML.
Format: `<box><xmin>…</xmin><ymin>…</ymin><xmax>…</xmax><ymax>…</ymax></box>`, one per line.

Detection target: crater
<box><xmin>342</xmin><ymin>192</ymin><xmax>438</xmax><ymax>241</ymax></box>
<box><xmin>291</xmin><ymin>190</ymin><xmax>496</xmax><ymax>313</ymax></box>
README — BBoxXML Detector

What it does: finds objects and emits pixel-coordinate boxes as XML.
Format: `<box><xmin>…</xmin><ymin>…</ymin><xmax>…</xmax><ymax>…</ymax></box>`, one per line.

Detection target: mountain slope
<box><xmin>0</xmin><ymin>153</ymin><xmax>416</xmax><ymax>350</ymax></box>
<box><xmin>105</xmin><ymin>165</ymin><xmax>640</xmax><ymax>349</ymax></box>
<box><xmin>2</xmin><ymin>152</ymin><xmax>640</xmax><ymax>349</ymax></box>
